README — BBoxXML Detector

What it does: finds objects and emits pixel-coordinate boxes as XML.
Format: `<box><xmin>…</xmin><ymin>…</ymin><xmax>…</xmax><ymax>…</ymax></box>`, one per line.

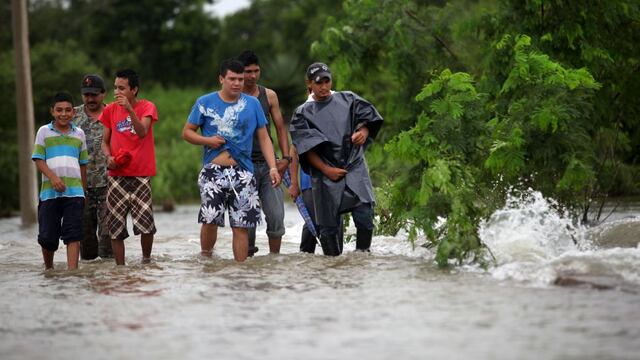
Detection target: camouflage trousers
<box><xmin>81</xmin><ymin>186</ymin><xmax>112</xmax><ymax>259</ymax></box>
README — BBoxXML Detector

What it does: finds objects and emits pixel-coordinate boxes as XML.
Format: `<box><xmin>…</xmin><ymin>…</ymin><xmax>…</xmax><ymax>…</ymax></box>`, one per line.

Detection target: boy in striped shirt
<box><xmin>32</xmin><ymin>92</ymin><xmax>88</xmax><ymax>270</ymax></box>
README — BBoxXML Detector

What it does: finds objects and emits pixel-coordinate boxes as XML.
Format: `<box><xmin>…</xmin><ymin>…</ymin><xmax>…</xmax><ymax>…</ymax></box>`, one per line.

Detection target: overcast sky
<box><xmin>205</xmin><ymin>0</ymin><xmax>251</xmax><ymax>17</ymax></box>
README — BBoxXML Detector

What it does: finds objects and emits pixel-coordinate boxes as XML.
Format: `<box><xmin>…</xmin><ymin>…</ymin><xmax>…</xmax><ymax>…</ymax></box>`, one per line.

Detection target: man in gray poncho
<box><xmin>290</xmin><ymin>63</ymin><xmax>383</xmax><ymax>256</ymax></box>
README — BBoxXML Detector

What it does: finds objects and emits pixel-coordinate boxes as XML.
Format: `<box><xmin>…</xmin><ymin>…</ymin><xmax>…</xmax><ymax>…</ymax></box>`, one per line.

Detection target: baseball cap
<box><xmin>306</xmin><ymin>62</ymin><xmax>332</xmax><ymax>83</ymax></box>
<box><xmin>81</xmin><ymin>74</ymin><xmax>106</xmax><ymax>95</ymax></box>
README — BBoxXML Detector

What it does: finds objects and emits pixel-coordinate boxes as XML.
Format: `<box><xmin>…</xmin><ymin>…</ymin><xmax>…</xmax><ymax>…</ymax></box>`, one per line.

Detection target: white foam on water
<box><xmin>479</xmin><ymin>190</ymin><xmax>640</xmax><ymax>287</ymax></box>
<box><xmin>583</xmin><ymin>216</ymin><xmax>640</xmax><ymax>248</ymax></box>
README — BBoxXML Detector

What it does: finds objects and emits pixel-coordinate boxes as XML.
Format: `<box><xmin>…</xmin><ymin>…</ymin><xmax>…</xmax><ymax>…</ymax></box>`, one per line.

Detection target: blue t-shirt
<box><xmin>188</xmin><ymin>92</ymin><xmax>267</xmax><ymax>173</ymax></box>
<box><xmin>300</xmin><ymin>169</ymin><xmax>312</xmax><ymax>191</ymax></box>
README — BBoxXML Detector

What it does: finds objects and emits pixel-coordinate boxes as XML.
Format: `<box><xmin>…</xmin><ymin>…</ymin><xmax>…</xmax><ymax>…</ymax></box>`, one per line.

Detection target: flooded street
<box><xmin>1</xmin><ymin>197</ymin><xmax>639</xmax><ymax>360</ymax></box>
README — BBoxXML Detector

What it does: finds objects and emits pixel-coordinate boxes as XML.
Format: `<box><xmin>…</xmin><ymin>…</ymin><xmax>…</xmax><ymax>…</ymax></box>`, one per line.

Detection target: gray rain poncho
<box><xmin>290</xmin><ymin>91</ymin><xmax>383</xmax><ymax>228</ymax></box>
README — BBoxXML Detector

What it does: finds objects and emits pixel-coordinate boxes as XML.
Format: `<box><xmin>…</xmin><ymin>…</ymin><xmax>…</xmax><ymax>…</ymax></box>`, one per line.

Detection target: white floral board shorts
<box><xmin>198</xmin><ymin>163</ymin><xmax>261</xmax><ymax>228</ymax></box>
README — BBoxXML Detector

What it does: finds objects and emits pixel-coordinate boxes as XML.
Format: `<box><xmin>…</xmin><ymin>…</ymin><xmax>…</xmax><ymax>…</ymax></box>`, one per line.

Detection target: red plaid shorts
<box><xmin>107</xmin><ymin>176</ymin><xmax>156</xmax><ymax>239</ymax></box>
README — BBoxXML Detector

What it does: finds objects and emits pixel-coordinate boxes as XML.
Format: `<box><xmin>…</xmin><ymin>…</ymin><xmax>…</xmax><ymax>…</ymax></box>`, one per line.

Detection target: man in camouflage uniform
<box><xmin>73</xmin><ymin>74</ymin><xmax>112</xmax><ymax>259</ymax></box>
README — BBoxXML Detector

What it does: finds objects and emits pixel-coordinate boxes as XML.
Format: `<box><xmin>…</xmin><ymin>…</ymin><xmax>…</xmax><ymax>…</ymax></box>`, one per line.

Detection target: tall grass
<box><xmin>138</xmin><ymin>86</ymin><xmax>212</xmax><ymax>205</ymax></box>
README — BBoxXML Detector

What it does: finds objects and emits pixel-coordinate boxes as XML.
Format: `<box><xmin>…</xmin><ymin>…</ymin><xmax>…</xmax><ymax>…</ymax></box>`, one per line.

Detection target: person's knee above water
<box><xmin>182</xmin><ymin>58</ymin><xmax>281</xmax><ymax>262</ymax></box>
<box><xmin>237</xmin><ymin>50</ymin><xmax>290</xmax><ymax>257</ymax></box>
<box><xmin>289</xmin><ymin>62</ymin><xmax>384</xmax><ymax>256</ymax></box>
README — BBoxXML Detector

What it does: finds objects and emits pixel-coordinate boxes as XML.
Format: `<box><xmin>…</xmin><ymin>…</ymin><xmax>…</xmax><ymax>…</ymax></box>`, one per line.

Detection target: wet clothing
<box><xmin>300</xmin><ymin>169</ymin><xmax>312</xmax><ymax>191</ymax></box>
<box><xmin>73</xmin><ymin>104</ymin><xmax>108</xmax><ymax>188</ymax></box>
<box><xmin>296</xmin><ymin>168</ymin><xmax>323</xmax><ymax>253</ymax></box>
<box><xmin>197</xmin><ymin>163</ymin><xmax>261</xmax><ymax>228</ymax></box>
<box><xmin>248</xmin><ymin>161</ymin><xmax>285</xmax><ymax>237</ymax></box>
<box><xmin>187</xmin><ymin>92</ymin><xmax>267</xmax><ymax>173</ymax></box>
<box><xmin>73</xmin><ymin>105</ymin><xmax>111</xmax><ymax>259</ymax></box>
<box><xmin>99</xmin><ymin>100</ymin><xmax>158</xmax><ymax>177</ymax></box>
<box><xmin>299</xmin><ymin>189</ymin><xmax>317</xmax><ymax>253</ymax></box>
<box><xmin>37</xmin><ymin>197</ymin><xmax>84</xmax><ymax>252</ymax></box>
<box><xmin>107</xmin><ymin>176</ymin><xmax>156</xmax><ymax>239</ymax></box>
<box><xmin>290</xmin><ymin>91</ymin><xmax>383</xmax><ymax>230</ymax></box>
<box><xmin>247</xmin><ymin>85</ymin><xmax>285</xmax><ymax>253</ymax></box>
<box><xmin>32</xmin><ymin>122</ymin><xmax>89</xmax><ymax>201</ymax></box>
<box><xmin>81</xmin><ymin>187</ymin><xmax>112</xmax><ymax>259</ymax></box>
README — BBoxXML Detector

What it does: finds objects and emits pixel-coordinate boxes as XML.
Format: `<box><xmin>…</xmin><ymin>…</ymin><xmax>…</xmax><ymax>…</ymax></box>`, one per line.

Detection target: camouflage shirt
<box><xmin>73</xmin><ymin>104</ymin><xmax>108</xmax><ymax>188</ymax></box>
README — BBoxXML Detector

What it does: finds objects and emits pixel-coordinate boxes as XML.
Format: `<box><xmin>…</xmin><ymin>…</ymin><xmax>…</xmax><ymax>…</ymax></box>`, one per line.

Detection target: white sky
<box><xmin>205</xmin><ymin>0</ymin><xmax>251</xmax><ymax>17</ymax></box>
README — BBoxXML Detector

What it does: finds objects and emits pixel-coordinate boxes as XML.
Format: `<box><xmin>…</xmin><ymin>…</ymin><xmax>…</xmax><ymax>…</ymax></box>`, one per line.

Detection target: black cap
<box><xmin>306</xmin><ymin>62</ymin><xmax>332</xmax><ymax>83</ymax></box>
<box><xmin>81</xmin><ymin>74</ymin><xmax>105</xmax><ymax>95</ymax></box>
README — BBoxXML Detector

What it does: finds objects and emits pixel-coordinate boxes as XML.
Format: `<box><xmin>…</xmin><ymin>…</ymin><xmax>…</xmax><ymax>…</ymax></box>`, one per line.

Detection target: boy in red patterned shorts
<box><xmin>100</xmin><ymin>69</ymin><xmax>158</xmax><ymax>265</ymax></box>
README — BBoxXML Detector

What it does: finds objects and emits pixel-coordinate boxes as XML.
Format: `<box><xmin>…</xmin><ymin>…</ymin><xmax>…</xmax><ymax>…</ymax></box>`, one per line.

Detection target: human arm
<box><xmin>34</xmin><ymin>159</ymin><xmax>66</xmax><ymax>192</ymax></box>
<box><xmin>351</xmin><ymin>124</ymin><xmax>370</xmax><ymax>146</ymax></box>
<box><xmin>306</xmin><ymin>150</ymin><xmax>347</xmax><ymax>181</ymax></box>
<box><xmin>267</xmin><ymin>88</ymin><xmax>291</xmax><ymax>174</ymax></box>
<box><xmin>182</xmin><ymin>122</ymin><xmax>226</xmax><ymax>148</ymax></box>
<box><xmin>101</xmin><ymin>126</ymin><xmax>118</xmax><ymax>169</ymax></box>
<box><xmin>115</xmin><ymin>95</ymin><xmax>151</xmax><ymax>138</ymax></box>
<box><xmin>257</xmin><ymin>126</ymin><xmax>281</xmax><ymax>187</ymax></box>
<box><xmin>347</xmin><ymin>92</ymin><xmax>384</xmax><ymax>147</ymax></box>
<box><xmin>288</xmin><ymin>147</ymin><xmax>300</xmax><ymax>199</ymax></box>
<box><xmin>78</xmin><ymin>133</ymin><xmax>89</xmax><ymax>193</ymax></box>
<box><xmin>80</xmin><ymin>165</ymin><xmax>87</xmax><ymax>193</ymax></box>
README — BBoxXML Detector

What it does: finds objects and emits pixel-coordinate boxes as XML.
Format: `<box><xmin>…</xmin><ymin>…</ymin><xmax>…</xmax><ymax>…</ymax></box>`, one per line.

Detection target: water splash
<box><xmin>479</xmin><ymin>190</ymin><xmax>587</xmax><ymax>264</ymax></box>
<box><xmin>479</xmin><ymin>190</ymin><xmax>640</xmax><ymax>289</ymax></box>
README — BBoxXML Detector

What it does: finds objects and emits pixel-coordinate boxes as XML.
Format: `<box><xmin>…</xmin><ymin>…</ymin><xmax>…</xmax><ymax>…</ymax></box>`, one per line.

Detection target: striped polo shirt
<box><xmin>32</xmin><ymin>122</ymin><xmax>89</xmax><ymax>201</ymax></box>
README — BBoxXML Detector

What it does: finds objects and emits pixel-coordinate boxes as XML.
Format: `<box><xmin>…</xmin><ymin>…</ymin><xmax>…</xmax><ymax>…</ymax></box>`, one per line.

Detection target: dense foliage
<box><xmin>0</xmin><ymin>0</ymin><xmax>341</xmax><ymax>215</ymax></box>
<box><xmin>313</xmin><ymin>0</ymin><xmax>639</xmax><ymax>266</ymax></box>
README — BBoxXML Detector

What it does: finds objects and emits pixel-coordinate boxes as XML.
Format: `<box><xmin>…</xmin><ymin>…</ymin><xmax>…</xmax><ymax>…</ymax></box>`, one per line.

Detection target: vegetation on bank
<box><xmin>145</xmin><ymin>87</ymin><xmax>205</xmax><ymax>205</ymax></box>
<box><xmin>313</xmin><ymin>0</ymin><xmax>640</xmax><ymax>266</ymax></box>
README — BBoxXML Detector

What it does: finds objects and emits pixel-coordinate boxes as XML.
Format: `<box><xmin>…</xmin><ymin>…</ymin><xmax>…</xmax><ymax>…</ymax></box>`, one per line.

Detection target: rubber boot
<box><xmin>299</xmin><ymin>227</ymin><xmax>317</xmax><ymax>253</ymax></box>
<box><xmin>320</xmin><ymin>234</ymin><xmax>342</xmax><ymax>256</ymax></box>
<box><xmin>355</xmin><ymin>228</ymin><xmax>373</xmax><ymax>252</ymax></box>
<box><xmin>338</xmin><ymin>230</ymin><xmax>344</xmax><ymax>254</ymax></box>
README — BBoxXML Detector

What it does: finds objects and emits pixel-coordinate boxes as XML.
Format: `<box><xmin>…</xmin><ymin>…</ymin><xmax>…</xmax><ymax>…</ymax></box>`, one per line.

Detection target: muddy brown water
<box><xmin>1</xmin><ymin>200</ymin><xmax>639</xmax><ymax>360</ymax></box>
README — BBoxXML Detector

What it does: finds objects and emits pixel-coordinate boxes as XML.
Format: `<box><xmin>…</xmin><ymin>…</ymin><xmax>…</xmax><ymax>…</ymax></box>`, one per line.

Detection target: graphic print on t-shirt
<box><xmin>199</xmin><ymin>97</ymin><xmax>247</xmax><ymax>141</ymax></box>
<box><xmin>115</xmin><ymin>116</ymin><xmax>137</xmax><ymax>135</ymax></box>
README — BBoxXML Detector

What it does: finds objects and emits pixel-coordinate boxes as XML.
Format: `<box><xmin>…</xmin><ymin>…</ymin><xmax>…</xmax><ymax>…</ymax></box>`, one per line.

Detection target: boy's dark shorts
<box><xmin>38</xmin><ymin>197</ymin><xmax>84</xmax><ymax>252</ymax></box>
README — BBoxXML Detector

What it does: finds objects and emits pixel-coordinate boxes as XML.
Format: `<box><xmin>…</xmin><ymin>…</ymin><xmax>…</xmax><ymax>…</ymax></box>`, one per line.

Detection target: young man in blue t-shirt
<box><xmin>182</xmin><ymin>59</ymin><xmax>281</xmax><ymax>262</ymax></box>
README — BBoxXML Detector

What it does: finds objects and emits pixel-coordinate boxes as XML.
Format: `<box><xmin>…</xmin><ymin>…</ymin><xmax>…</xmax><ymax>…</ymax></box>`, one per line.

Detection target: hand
<box><xmin>288</xmin><ymin>183</ymin><xmax>300</xmax><ymax>199</ymax></box>
<box><xmin>50</xmin><ymin>175</ymin><xmax>66</xmax><ymax>193</ymax></box>
<box><xmin>323</xmin><ymin>167</ymin><xmax>348</xmax><ymax>181</ymax></box>
<box><xmin>275</xmin><ymin>159</ymin><xmax>289</xmax><ymax>175</ymax></box>
<box><xmin>351</xmin><ymin>126</ymin><xmax>369</xmax><ymax>146</ymax></box>
<box><xmin>208</xmin><ymin>135</ymin><xmax>226</xmax><ymax>149</ymax></box>
<box><xmin>269</xmin><ymin>169</ymin><xmax>281</xmax><ymax>187</ymax></box>
<box><xmin>106</xmin><ymin>156</ymin><xmax>117</xmax><ymax>169</ymax></box>
<box><xmin>114</xmin><ymin>94</ymin><xmax>132</xmax><ymax>111</ymax></box>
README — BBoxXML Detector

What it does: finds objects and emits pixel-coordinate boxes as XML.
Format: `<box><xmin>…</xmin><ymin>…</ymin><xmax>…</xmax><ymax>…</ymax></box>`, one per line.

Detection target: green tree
<box><xmin>479</xmin><ymin>0</ymin><xmax>640</xmax><ymax>220</ymax></box>
<box><xmin>313</xmin><ymin>0</ymin><xmax>636</xmax><ymax>266</ymax></box>
<box><xmin>213</xmin><ymin>0</ymin><xmax>344</xmax><ymax>117</ymax></box>
<box><xmin>0</xmin><ymin>40</ymin><xmax>97</xmax><ymax>215</ymax></box>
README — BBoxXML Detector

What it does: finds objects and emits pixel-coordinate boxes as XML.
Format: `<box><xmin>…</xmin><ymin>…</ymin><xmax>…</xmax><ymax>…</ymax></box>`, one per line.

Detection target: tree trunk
<box><xmin>12</xmin><ymin>0</ymin><xmax>37</xmax><ymax>226</ymax></box>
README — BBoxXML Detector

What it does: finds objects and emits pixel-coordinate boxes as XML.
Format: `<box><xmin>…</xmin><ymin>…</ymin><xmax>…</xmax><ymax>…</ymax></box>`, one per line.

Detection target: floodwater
<box><xmin>1</xmin><ymin>192</ymin><xmax>639</xmax><ymax>360</ymax></box>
